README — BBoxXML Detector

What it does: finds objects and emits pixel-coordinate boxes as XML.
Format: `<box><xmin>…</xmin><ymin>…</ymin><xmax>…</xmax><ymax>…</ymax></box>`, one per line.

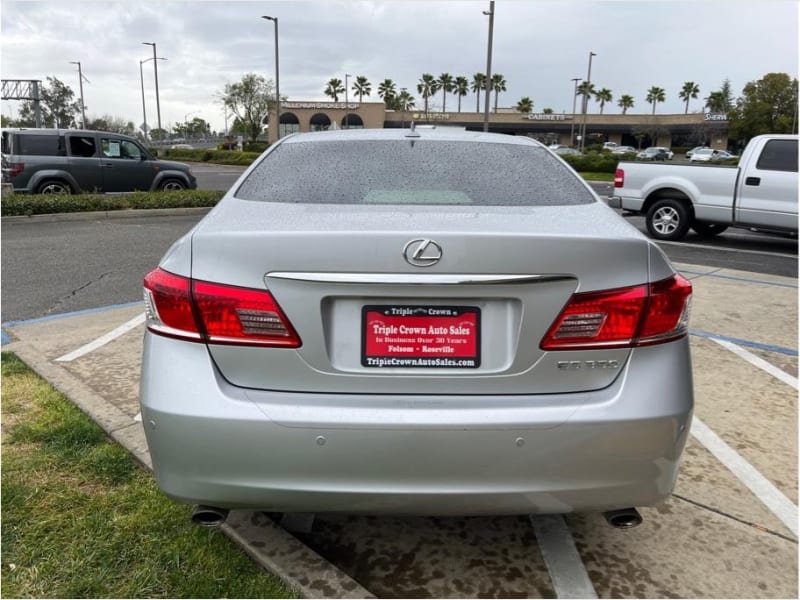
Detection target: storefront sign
<box><xmin>704</xmin><ymin>113</ymin><xmax>727</xmax><ymax>121</ymax></box>
<box><xmin>524</xmin><ymin>113</ymin><xmax>569</xmax><ymax>121</ymax></box>
<box><xmin>412</xmin><ymin>113</ymin><xmax>451</xmax><ymax>120</ymax></box>
<box><xmin>282</xmin><ymin>102</ymin><xmax>359</xmax><ymax>110</ymax></box>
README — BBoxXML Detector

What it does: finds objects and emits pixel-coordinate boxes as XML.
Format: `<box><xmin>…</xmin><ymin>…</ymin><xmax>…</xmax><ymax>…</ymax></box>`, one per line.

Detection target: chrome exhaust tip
<box><xmin>603</xmin><ymin>507</ymin><xmax>642</xmax><ymax>529</ymax></box>
<box><xmin>191</xmin><ymin>505</ymin><xmax>230</xmax><ymax>527</ymax></box>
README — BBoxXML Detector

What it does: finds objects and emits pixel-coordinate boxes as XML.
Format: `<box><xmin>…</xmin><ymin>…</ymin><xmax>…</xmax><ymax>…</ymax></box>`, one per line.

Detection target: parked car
<box><xmin>602</xmin><ymin>142</ymin><xmax>618</xmax><ymax>150</ymax></box>
<box><xmin>685</xmin><ymin>146</ymin><xmax>709</xmax><ymax>159</ymax></box>
<box><xmin>651</xmin><ymin>146</ymin><xmax>674</xmax><ymax>160</ymax></box>
<box><xmin>141</xmin><ymin>128</ymin><xmax>694</xmax><ymax>521</ymax></box>
<box><xmin>636</xmin><ymin>147</ymin><xmax>668</xmax><ymax>161</ymax></box>
<box><xmin>170</xmin><ymin>143</ymin><xmax>194</xmax><ymax>150</ymax></box>
<box><xmin>688</xmin><ymin>148</ymin><xmax>726</xmax><ymax>162</ymax></box>
<box><xmin>611</xmin><ymin>134</ymin><xmax>798</xmax><ymax>240</ymax></box>
<box><xmin>1</xmin><ymin>128</ymin><xmax>196</xmax><ymax>194</ymax></box>
<box><xmin>553</xmin><ymin>146</ymin><xmax>582</xmax><ymax>156</ymax></box>
<box><xmin>612</xmin><ymin>146</ymin><xmax>637</xmax><ymax>154</ymax></box>
<box><xmin>715</xmin><ymin>150</ymin><xmax>737</xmax><ymax>161</ymax></box>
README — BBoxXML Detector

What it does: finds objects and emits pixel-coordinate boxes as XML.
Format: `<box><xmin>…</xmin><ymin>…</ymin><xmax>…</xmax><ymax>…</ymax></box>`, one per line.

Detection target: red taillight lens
<box><xmin>540</xmin><ymin>274</ymin><xmax>692</xmax><ymax>350</ymax></box>
<box><xmin>143</xmin><ymin>268</ymin><xmax>201</xmax><ymax>341</ymax></box>
<box><xmin>192</xmin><ymin>280</ymin><xmax>301</xmax><ymax>347</ymax></box>
<box><xmin>614</xmin><ymin>168</ymin><xmax>624</xmax><ymax>188</ymax></box>
<box><xmin>143</xmin><ymin>268</ymin><xmax>301</xmax><ymax>347</ymax></box>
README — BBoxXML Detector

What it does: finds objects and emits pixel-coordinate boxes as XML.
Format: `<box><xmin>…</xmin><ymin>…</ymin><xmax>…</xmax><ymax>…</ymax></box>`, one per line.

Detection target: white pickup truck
<box><xmin>609</xmin><ymin>134</ymin><xmax>798</xmax><ymax>240</ymax></box>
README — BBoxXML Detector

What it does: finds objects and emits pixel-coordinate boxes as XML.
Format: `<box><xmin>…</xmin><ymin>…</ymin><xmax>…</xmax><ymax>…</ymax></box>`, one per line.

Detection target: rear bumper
<box><xmin>140</xmin><ymin>333</ymin><xmax>693</xmax><ymax>515</ymax></box>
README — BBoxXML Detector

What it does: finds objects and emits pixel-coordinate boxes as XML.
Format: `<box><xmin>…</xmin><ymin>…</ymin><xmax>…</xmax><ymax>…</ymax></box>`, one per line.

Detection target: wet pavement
<box><xmin>2</xmin><ymin>261</ymin><xmax>797</xmax><ymax>598</ymax></box>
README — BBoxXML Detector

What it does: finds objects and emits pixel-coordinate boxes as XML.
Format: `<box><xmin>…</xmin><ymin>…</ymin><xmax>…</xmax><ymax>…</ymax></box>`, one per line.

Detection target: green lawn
<box><xmin>1</xmin><ymin>352</ymin><xmax>294</xmax><ymax>599</ymax></box>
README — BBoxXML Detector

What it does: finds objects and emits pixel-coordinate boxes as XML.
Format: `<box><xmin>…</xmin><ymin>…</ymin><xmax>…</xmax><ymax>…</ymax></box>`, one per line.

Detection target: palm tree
<box><xmin>542</xmin><ymin>108</ymin><xmax>553</xmax><ymax>114</ymax></box>
<box><xmin>576</xmin><ymin>81</ymin><xmax>595</xmax><ymax>115</ymax></box>
<box><xmin>515</xmin><ymin>96</ymin><xmax>534</xmax><ymax>114</ymax></box>
<box><xmin>617</xmin><ymin>94</ymin><xmax>635</xmax><ymax>115</ymax></box>
<box><xmin>594</xmin><ymin>88</ymin><xmax>613</xmax><ymax>114</ymax></box>
<box><xmin>490</xmin><ymin>73</ymin><xmax>506</xmax><ymax>113</ymax></box>
<box><xmin>679</xmin><ymin>81</ymin><xmax>700</xmax><ymax>114</ymax></box>
<box><xmin>646</xmin><ymin>86</ymin><xmax>666</xmax><ymax>114</ymax></box>
<box><xmin>417</xmin><ymin>73</ymin><xmax>439</xmax><ymax>116</ymax></box>
<box><xmin>438</xmin><ymin>73</ymin><xmax>454</xmax><ymax>113</ymax></box>
<box><xmin>377</xmin><ymin>79</ymin><xmax>397</xmax><ymax>107</ymax></box>
<box><xmin>704</xmin><ymin>91</ymin><xmax>727</xmax><ymax>113</ymax></box>
<box><xmin>471</xmin><ymin>73</ymin><xmax>486</xmax><ymax>112</ymax></box>
<box><xmin>324</xmin><ymin>78</ymin><xmax>345</xmax><ymax>102</ymax></box>
<box><xmin>352</xmin><ymin>76</ymin><xmax>372</xmax><ymax>103</ymax></box>
<box><xmin>454</xmin><ymin>76</ymin><xmax>469</xmax><ymax>112</ymax></box>
<box><xmin>396</xmin><ymin>89</ymin><xmax>416</xmax><ymax>111</ymax></box>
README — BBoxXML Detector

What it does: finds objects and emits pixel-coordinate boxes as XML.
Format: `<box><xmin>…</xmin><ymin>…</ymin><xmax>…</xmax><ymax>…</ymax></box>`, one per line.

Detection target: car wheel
<box><xmin>36</xmin><ymin>180</ymin><xmax>72</xmax><ymax>195</ymax></box>
<box><xmin>160</xmin><ymin>178</ymin><xmax>186</xmax><ymax>191</ymax></box>
<box><xmin>646</xmin><ymin>199</ymin><xmax>691</xmax><ymax>241</ymax></box>
<box><xmin>691</xmin><ymin>222</ymin><xmax>728</xmax><ymax>237</ymax></box>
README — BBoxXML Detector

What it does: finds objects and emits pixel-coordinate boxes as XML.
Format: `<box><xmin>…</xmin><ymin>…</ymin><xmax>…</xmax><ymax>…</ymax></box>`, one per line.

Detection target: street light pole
<box><xmin>69</xmin><ymin>61</ymin><xmax>87</xmax><ymax>128</ymax></box>
<box><xmin>400</xmin><ymin>87</ymin><xmax>408</xmax><ymax>129</ymax></box>
<box><xmin>580</xmin><ymin>51</ymin><xmax>596</xmax><ymax>152</ymax></box>
<box><xmin>261</xmin><ymin>16</ymin><xmax>280</xmax><ymax>140</ymax></box>
<box><xmin>344</xmin><ymin>73</ymin><xmax>351</xmax><ymax>129</ymax></box>
<box><xmin>139</xmin><ymin>56</ymin><xmax>167</xmax><ymax>142</ymax></box>
<box><xmin>139</xmin><ymin>60</ymin><xmax>148</xmax><ymax>140</ymax></box>
<box><xmin>142</xmin><ymin>42</ymin><xmax>163</xmax><ymax>136</ymax></box>
<box><xmin>482</xmin><ymin>1</ymin><xmax>495</xmax><ymax>132</ymax></box>
<box><xmin>570</xmin><ymin>77</ymin><xmax>580</xmax><ymax>147</ymax></box>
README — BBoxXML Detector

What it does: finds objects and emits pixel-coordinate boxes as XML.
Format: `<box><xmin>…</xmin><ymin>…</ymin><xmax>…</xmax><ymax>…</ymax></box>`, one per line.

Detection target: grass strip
<box><xmin>1</xmin><ymin>190</ymin><xmax>224</xmax><ymax>217</ymax></box>
<box><xmin>1</xmin><ymin>352</ymin><xmax>294</xmax><ymax>599</ymax></box>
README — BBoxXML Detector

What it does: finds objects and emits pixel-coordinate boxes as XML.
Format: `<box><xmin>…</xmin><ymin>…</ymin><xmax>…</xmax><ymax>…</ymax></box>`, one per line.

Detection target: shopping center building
<box><xmin>268</xmin><ymin>101</ymin><xmax>730</xmax><ymax>148</ymax></box>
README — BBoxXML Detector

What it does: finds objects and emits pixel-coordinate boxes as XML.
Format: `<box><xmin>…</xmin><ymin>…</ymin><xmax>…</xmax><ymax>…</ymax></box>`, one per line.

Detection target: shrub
<box><xmin>1</xmin><ymin>190</ymin><xmax>225</xmax><ymax>216</ymax></box>
<box><xmin>561</xmin><ymin>151</ymin><xmax>621</xmax><ymax>173</ymax></box>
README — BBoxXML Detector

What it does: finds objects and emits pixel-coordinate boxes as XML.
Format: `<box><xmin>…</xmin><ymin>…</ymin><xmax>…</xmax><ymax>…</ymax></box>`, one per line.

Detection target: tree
<box><xmin>85</xmin><ymin>115</ymin><xmax>135</xmax><ymax>135</ymax></box>
<box><xmin>594</xmin><ymin>88</ymin><xmax>613</xmax><ymax>114</ymax></box>
<box><xmin>437</xmin><ymin>73</ymin><xmax>454</xmax><ymax>113</ymax></box>
<box><xmin>704</xmin><ymin>91</ymin><xmax>728</xmax><ymax>113</ymax></box>
<box><xmin>576</xmin><ymin>81</ymin><xmax>595</xmax><ymax>114</ymax></box>
<box><xmin>149</xmin><ymin>127</ymin><xmax>169</xmax><ymax>141</ymax></box>
<box><xmin>515</xmin><ymin>96</ymin><xmax>533</xmax><ymax>114</ymax></box>
<box><xmin>453</xmin><ymin>76</ymin><xmax>469</xmax><ymax>112</ymax></box>
<box><xmin>417</xmin><ymin>73</ymin><xmax>439</xmax><ymax>116</ymax></box>
<box><xmin>396</xmin><ymin>89</ymin><xmax>416</xmax><ymax>111</ymax></box>
<box><xmin>471</xmin><ymin>73</ymin><xmax>486</xmax><ymax>112</ymax></box>
<box><xmin>542</xmin><ymin>108</ymin><xmax>553</xmax><ymax>114</ymax></box>
<box><xmin>490</xmin><ymin>73</ymin><xmax>506</xmax><ymax>113</ymax></box>
<box><xmin>679</xmin><ymin>81</ymin><xmax>700</xmax><ymax>114</ymax></box>
<box><xmin>720</xmin><ymin>78</ymin><xmax>735</xmax><ymax>111</ymax></box>
<box><xmin>220</xmin><ymin>73</ymin><xmax>275</xmax><ymax>142</ymax></box>
<box><xmin>324</xmin><ymin>78</ymin><xmax>345</xmax><ymax>102</ymax></box>
<box><xmin>18</xmin><ymin>76</ymin><xmax>80</xmax><ymax>128</ymax></box>
<box><xmin>352</xmin><ymin>76</ymin><xmax>371</xmax><ymax>103</ymax></box>
<box><xmin>377</xmin><ymin>79</ymin><xmax>397</xmax><ymax>107</ymax></box>
<box><xmin>618</xmin><ymin>94</ymin><xmax>635</xmax><ymax>114</ymax></box>
<box><xmin>729</xmin><ymin>72</ymin><xmax>799</xmax><ymax>142</ymax></box>
<box><xmin>646</xmin><ymin>86</ymin><xmax>666</xmax><ymax>114</ymax></box>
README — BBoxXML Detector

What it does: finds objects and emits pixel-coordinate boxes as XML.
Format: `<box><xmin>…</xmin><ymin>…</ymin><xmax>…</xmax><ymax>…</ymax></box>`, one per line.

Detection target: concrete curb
<box><xmin>2</xmin><ymin>207</ymin><xmax>213</xmax><ymax>224</ymax></box>
<box><xmin>5</xmin><ymin>339</ymin><xmax>373</xmax><ymax>599</ymax></box>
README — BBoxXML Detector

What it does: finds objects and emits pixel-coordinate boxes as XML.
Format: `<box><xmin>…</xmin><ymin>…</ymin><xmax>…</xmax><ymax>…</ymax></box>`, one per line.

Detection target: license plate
<box><xmin>362</xmin><ymin>305</ymin><xmax>481</xmax><ymax>368</ymax></box>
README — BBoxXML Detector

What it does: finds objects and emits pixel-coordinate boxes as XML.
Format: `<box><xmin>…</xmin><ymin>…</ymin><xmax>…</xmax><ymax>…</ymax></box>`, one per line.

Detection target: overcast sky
<box><xmin>1</xmin><ymin>0</ymin><xmax>798</xmax><ymax>133</ymax></box>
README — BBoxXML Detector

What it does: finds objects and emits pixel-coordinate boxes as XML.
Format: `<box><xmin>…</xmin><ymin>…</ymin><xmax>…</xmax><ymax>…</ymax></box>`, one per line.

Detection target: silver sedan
<box><xmin>140</xmin><ymin>128</ymin><xmax>693</xmax><ymax>518</ymax></box>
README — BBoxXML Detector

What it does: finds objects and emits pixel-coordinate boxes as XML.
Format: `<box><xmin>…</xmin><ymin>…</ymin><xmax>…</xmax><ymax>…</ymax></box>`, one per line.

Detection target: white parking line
<box><xmin>709</xmin><ymin>337</ymin><xmax>798</xmax><ymax>390</ymax></box>
<box><xmin>530</xmin><ymin>515</ymin><xmax>597</xmax><ymax>599</ymax></box>
<box><xmin>691</xmin><ymin>417</ymin><xmax>798</xmax><ymax>537</ymax></box>
<box><xmin>55</xmin><ymin>313</ymin><xmax>146</xmax><ymax>363</ymax></box>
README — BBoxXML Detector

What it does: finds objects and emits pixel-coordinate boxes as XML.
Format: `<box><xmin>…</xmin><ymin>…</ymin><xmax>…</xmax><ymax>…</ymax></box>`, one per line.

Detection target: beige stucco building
<box><xmin>268</xmin><ymin>101</ymin><xmax>729</xmax><ymax>148</ymax></box>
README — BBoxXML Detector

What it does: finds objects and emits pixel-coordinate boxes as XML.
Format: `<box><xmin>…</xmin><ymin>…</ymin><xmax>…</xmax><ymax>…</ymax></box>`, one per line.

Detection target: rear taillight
<box><xmin>4</xmin><ymin>162</ymin><xmax>25</xmax><ymax>178</ymax></box>
<box><xmin>540</xmin><ymin>273</ymin><xmax>692</xmax><ymax>350</ymax></box>
<box><xmin>143</xmin><ymin>268</ymin><xmax>301</xmax><ymax>347</ymax></box>
<box><xmin>614</xmin><ymin>168</ymin><xmax>624</xmax><ymax>188</ymax></box>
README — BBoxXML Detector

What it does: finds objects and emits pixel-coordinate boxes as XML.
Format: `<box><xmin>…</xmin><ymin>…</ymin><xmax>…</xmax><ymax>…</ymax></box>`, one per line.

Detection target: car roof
<box><xmin>1</xmin><ymin>127</ymin><xmax>136</xmax><ymax>139</ymax></box>
<box><xmin>279</xmin><ymin>127</ymin><xmax>548</xmax><ymax>148</ymax></box>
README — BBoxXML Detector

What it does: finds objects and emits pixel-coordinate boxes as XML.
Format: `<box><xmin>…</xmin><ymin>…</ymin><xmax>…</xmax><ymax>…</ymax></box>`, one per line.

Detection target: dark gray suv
<box><xmin>1</xmin><ymin>128</ymin><xmax>197</xmax><ymax>194</ymax></box>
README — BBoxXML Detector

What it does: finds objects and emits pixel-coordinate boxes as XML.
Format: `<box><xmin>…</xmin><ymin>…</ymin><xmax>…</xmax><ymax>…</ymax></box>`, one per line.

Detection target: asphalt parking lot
<box><xmin>3</xmin><ymin>259</ymin><xmax>796</xmax><ymax>598</ymax></box>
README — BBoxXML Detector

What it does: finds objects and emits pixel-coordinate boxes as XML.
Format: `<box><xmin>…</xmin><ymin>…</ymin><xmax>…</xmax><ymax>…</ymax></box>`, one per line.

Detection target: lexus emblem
<box><xmin>403</xmin><ymin>239</ymin><xmax>443</xmax><ymax>267</ymax></box>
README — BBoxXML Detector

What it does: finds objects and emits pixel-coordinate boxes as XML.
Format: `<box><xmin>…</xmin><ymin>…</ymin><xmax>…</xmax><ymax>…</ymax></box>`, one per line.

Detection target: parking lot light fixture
<box><xmin>69</xmin><ymin>61</ymin><xmax>88</xmax><ymax>128</ymax></box>
<box><xmin>142</xmin><ymin>42</ymin><xmax>163</xmax><ymax>136</ymax></box>
<box><xmin>345</xmin><ymin>73</ymin><xmax>351</xmax><ymax>128</ymax></box>
<box><xmin>482</xmin><ymin>1</ymin><xmax>495</xmax><ymax>133</ymax></box>
<box><xmin>261</xmin><ymin>16</ymin><xmax>280</xmax><ymax>140</ymax></box>
<box><xmin>580</xmin><ymin>51</ymin><xmax>596</xmax><ymax>152</ymax></box>
<box><xmin>139</xmin><ymin>56</ymin><xmax>167</xmax><ymax>142</ymax></box>
<box><xmin>570</xmin><ymin>77</ymin><xmax>581</xmax><ymax>147</ymax></box>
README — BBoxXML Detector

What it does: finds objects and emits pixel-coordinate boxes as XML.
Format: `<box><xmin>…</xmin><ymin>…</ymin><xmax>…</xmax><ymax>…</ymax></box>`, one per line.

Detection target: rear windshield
<box><xmin>235</xmin><ymin>140</ymin><xmax>594</xmax><ymax>206</ymax></box>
